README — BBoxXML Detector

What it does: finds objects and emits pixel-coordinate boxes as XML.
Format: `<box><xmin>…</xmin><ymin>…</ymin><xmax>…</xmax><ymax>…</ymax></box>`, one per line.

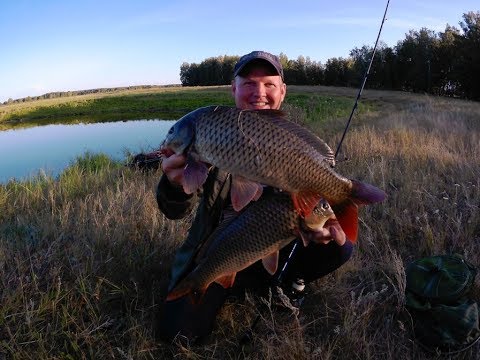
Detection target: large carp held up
<box><xmin>161</xmin><ymin>105</ymin><xmax>386</xmax><ymax>242</ymax></box>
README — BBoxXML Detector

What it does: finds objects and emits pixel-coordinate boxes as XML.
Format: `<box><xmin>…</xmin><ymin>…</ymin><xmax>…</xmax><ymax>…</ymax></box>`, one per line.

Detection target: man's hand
<box><xmin>161</xmin><ymin>153</ymin><xmax>187</xmax><ymax>188</ymax></box>
<box><xmin>304</xmin><ymin>216</ymin><xmax>346</xmax><ymax>246</ymax></box>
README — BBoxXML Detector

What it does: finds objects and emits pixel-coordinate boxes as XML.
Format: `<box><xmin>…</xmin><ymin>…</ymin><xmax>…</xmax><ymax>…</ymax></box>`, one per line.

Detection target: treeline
<box><xmin>2</xmin><ymin>84</ymin><xmax>180</xmax><ymax>106</ymax></box>
<box><xmin>180</xmin><ymin>11</ymin><xmax>480</xmax><ymax>100</ymax></box>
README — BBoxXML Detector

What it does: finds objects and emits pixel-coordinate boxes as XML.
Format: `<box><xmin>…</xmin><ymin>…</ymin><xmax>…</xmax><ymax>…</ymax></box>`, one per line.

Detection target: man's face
<box><xmin>232</xmin><ymin>65</ymin><xmax>286</xmax><ymax>110</ymax></box>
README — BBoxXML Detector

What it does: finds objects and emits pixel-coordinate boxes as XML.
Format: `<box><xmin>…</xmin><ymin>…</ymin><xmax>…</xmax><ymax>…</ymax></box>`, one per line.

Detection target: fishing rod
<box><xmin>279</xmin><ymin>0</ymin><xmax>391</xmax><ymax>287</ymax></box>
<box><xmin>239</xmin><ymin>0</ymin><xmax>391</xmax><ymax>346</ymax></box>
<box><xmin>335</xmin><ymin>0</ymin><xmax>391</xmax><ymax>159</ymax></box>
<box><xmin>285</xmin><ymin>0</ymin><xmax>391</xmax><ymax>286</ymax></box>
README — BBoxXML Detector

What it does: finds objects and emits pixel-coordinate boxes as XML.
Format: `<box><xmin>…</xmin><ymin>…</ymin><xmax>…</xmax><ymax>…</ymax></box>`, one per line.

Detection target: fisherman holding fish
<box><xmin>155</xmin><ymin>51</ymin><xmax>382</xmax><ymax>343</ymax></box>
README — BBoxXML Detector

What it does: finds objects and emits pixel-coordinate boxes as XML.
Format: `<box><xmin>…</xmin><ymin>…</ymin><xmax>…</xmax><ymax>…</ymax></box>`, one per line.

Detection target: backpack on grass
<box><xmin>405</xmin><ymin>254</ymin><xmax>480</xmax><ymax>353</ymax></box>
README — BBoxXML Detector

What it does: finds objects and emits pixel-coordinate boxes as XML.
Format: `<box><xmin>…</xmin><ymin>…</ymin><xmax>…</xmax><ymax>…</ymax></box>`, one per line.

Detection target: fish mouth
<box><xmin>159</xmin><ymin>146</ymin><xmax>174</xmax><ymax>157</ymax></box>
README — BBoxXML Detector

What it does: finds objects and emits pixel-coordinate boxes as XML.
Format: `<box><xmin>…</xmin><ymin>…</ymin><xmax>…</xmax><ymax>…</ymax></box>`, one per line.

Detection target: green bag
<box><xmin>405</xmin><ymin>254</ymin><xmax>480</xmax><ymax>353</ymax></box>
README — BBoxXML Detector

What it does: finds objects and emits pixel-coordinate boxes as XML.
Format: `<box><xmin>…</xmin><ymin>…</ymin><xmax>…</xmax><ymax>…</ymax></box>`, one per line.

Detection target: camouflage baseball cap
<box><xmin>233</xmin><ymin>51</ymin><xmax>284</xmax><ymax>80</ymax></box>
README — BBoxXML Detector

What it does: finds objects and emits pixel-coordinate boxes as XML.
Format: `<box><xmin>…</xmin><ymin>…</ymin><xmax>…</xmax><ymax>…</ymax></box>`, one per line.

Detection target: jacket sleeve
<box><xmin>156</xmin><ymin>174</ymin><xmax>197</xmax><ymax>220</ymax></box>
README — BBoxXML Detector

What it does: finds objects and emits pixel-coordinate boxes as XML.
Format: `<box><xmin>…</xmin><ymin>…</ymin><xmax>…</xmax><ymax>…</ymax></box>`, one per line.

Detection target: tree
<box><xmin>395</xmin><ymin>28</ymin><xmax>438</xmax><ymax>93</ymax></box>
<box><xmin>435</xmin><ymin>25</ymin><xmax>461</xmax><ymax>96</ymax></box>
<box><xmin>324</xmin><ymin>57</ymin><xmax>354</xmax><ymax>87</ymax></box>
<box><xmin>455</xmin><ymin>11</ymin><xmax>480</xmax><ymax>99</ymax></box>
<box><xmin>179</xmin><ymin>62</ymin><xmax>192</xmax><ymax>86</ymax></box>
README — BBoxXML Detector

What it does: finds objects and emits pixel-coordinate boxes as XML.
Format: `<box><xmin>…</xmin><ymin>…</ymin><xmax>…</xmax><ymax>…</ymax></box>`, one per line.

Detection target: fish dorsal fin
<box><xmin>230</xmin><ymin>175</ymin><xmax>264</xmax><ymax>211</ymax></box>
<box><xmin>182</xmin><ymin>155</ymin><xmax>209</xmax><ymax>194</ymax></box>
<box><xmin>291</xmin><ymin>191</ymin><xmax>323</xmax><ymax>218</ymax></box>
<box><xmin>262</xmin><ymin>251</ymin><xmax>280</xmax><ymax>275</ymax></box>
<box><xmin>244</xmin><ymin>109</ymin><xmax>336</xmax><ymax>167</ymax></box>
<box><xmin>332</xmin><ymin>201</ymin><xmax>359</xmax><ymax>243</ymax></box>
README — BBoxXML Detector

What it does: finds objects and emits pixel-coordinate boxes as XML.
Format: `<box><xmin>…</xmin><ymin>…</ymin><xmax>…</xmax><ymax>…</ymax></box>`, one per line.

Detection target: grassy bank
<box><xmin>0</xmin><ymin>86</ymin><xmax>233</xmax><ymax>129</ymax></box>
<box><xmin>0</xmin><ymin>85</ymin><xmax>374</xmax><ymax>131</ymax></box>
<box><xmin>1</xmin><ymin>87</ymin><xmax>479</xmax><ymax>359</ymax></box>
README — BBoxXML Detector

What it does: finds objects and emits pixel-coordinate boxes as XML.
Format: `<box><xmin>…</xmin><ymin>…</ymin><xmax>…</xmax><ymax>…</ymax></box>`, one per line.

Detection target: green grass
<box><xmin>1</xmin><ymin>87</ymin><xmax>479</xmax><ymax>359</ymax></box>
<box><xmin>0</xmin><ymin>86</ymin><xmax>235</xmax><ymax>129</ymax></box>
<box><xmin>0</xmin><ymin>85</ymin><xmax>374</xmax><ymax>131</ymax></box>
<box><xmin>285</xmin><ymin>92</ymin><xmax>361</xmax><ymax>121</ymax></box>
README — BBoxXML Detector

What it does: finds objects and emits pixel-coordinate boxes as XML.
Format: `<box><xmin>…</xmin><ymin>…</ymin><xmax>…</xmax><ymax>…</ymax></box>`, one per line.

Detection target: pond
<box><xmin>0</xmin><ymin>119</ymin><xmax>175</xmax><ymax>183</ymax></box>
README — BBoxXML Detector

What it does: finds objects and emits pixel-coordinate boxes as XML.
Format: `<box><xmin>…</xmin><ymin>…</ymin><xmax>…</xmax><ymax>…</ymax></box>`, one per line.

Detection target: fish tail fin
<box><xmin>350</xmin><ymin>180</ymin><xmax>387</xmax><ymax>205</ymax></box>
<box><xmin>167</xmin><ymin>273</ymin><xmax>237</xmax><ymax>304</ymax></box>
<box><xmin>166</xmin><ymin>285</ymin><xmax>209</xmax><ymax>305</ymax></box>
<box><xmin>165</xmin><ymin>282</ymin><xmax>192</xmax><ymax>302</ymax></box>
<box><xmin>332</xmin><ymin>201</ymin><xmax>359</xmax><ymax>243</ymax></box>
<box><xmin>291</xmin><ymin>192</ymin><xmax>322</xmax><ymax>218</ymax></box>
<box><xmin>165</xmin><ymin>290</ymin><xmax>186</xmax><ymax>302</ymax></box>
<box><xmin>165</xmin><ymin>275</ymin><xmax>202</xmax><ymax>303</ymax></box>
<box><xmin>189</xmin><ymin>274</ymin><xmax>236</xmax><ymax>304</ymax></box>
<box><xmin>333</xmin><ymin>180</ymin><xmax>385</xmax><ymax>243</ymax></box>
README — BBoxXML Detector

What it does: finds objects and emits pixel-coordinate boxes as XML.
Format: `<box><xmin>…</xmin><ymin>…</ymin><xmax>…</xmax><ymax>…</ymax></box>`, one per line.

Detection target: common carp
<box><xmin>161</xmin><ymin>105</ymin><xmax>386</xmax><ymax>241</ymax></box>
<box><xmin>166</xmin><ymin>192</ymin><xmax>334</xmax><ymax>302</ymax></box>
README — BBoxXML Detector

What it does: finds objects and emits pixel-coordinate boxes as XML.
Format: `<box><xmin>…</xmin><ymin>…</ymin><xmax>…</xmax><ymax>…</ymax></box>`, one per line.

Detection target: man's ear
<box><xmin>280</xmin><ymin>83</ymin><xmax>287</xmax><ymax>102</ymax></box>
<box><xmin>231</xmin><ymin>80</ymin><xmax>237</xmax><ymax>97</ymax></box>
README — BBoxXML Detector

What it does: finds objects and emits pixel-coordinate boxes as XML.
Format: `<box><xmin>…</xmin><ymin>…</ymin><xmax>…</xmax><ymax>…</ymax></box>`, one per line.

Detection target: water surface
<box><xmin>0</xmin><ymin>119</ymin><xmax>175</xmax><ymax>183</ymax></box>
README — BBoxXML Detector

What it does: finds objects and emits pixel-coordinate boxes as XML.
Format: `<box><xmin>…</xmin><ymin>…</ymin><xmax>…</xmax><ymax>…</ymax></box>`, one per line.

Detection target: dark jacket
<box><xmin>156</xmin><ymin>168</ymin><xmax>232</xmax><ymax>291</ymax></box>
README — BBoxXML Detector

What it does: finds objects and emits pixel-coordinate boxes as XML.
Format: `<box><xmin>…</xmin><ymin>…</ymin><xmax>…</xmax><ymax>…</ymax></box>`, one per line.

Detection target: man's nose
<box><xmin>253</xmin><ymin>83</ymin><xmax>266</xmax><ymax>97</ymax></box>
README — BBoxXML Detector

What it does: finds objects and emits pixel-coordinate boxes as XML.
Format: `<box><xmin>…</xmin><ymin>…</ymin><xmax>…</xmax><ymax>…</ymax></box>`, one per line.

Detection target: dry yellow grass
<box><xmin>1</xmin><ymin>87</ymin><xmax>479</xmax><ymax>359</ymax></box>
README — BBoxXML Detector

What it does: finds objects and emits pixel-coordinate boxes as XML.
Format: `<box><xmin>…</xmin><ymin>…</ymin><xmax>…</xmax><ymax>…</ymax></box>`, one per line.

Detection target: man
<box><xmin>156</xmin><ymin>51</ymin><xmax>353</xmax><ymax>343</ymax></box>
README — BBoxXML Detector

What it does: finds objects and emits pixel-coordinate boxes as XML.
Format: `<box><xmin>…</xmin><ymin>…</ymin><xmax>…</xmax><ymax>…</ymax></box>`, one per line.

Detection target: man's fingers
<box><xmin>329</xmin><ymin>225</ymin><xmax>346</xmax><ymax>246</ymax></box>
<box><xmin>162</xmin><ymin>154</ymin><xmax>186</xmax><ymax>172</ymax></box>
<box><xmin>161</xmin><ymin>154</ymin><xmax>187</xmax><ymax>187</ymax></box>
<box><xmin>307</xmin><ymin>218</ymin><xmax>346</xmax><ymax>246</ymax></box>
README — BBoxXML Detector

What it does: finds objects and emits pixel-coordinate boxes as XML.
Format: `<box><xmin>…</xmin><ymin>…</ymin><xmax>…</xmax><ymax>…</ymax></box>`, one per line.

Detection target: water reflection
<box><xmin>0</xmin><ymin>119</ymin><xmax>175</xmax><ymax>183</ymax></box>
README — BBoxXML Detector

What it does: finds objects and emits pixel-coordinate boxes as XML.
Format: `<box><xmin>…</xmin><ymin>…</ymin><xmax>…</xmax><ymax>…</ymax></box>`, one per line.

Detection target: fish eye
<box><xmin>168</xmin><ymin>127</ymin><xmax>174</xmax><ymax>134</ymax></box>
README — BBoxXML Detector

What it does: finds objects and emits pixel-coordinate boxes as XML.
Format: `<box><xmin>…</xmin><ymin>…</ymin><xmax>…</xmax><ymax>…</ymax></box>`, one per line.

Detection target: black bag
<box><xmin>405</xmin><ymin>254</ymin><xmax>480</xmax><ymax>353</ymax></box>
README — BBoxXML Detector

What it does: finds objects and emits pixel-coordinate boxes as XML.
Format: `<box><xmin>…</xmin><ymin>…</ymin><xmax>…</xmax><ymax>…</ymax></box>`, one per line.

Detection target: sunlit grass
<box><xmin>0</xmin><ymin>85</ymin><xmax>375</xmax><ymax>131</ymax></box>
<box><xmin>0</xmin><ymin>86</ymin><xmax>235</xmax><ymax>129</ymax></box>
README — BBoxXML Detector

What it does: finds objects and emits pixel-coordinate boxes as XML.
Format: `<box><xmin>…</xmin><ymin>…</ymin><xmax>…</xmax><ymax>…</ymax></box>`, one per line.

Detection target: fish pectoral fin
<box><xmin>298</xmin><ymin>229</ymin><xmax>311</xmax><ymax>247</ymax></box>
<box><xmin>214</xmin><ymin>273</ymin><xmax>237</xmax><ymax>289</ymax></box>
<box><xmin>262</xmin><ymin>251</ymin><xmax>279</xmax><ymax>275</ymax></box>
<box><xmin>333</xmin><ymin>200</ymin><xmax>359</xmax><ymax>243</ymax></box>
<box><xmin>291</xmin><ymin>192</ymin><xmax>322</xmax><ymax>218</ymax></box>
<box><xmin>182</xmin><ymin>156</ymin><xmax>209</xmax><ymax>194</ymax></box>
<box><xmin>293</xmin><ymin>226</ymin><xmax>311</xmax><ymax>247</ymax></box>
<box><xmin>230</xmin><ymin>176</ymin><xmax>264</xmax><ymax>211</ymax></box>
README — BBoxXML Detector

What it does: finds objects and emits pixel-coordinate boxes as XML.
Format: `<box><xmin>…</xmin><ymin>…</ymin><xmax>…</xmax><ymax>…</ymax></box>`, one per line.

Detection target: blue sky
<box><xmin>0</xmin><ymin>0</ymin><xmax>477</xmax><ymax>103</ymax></box>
